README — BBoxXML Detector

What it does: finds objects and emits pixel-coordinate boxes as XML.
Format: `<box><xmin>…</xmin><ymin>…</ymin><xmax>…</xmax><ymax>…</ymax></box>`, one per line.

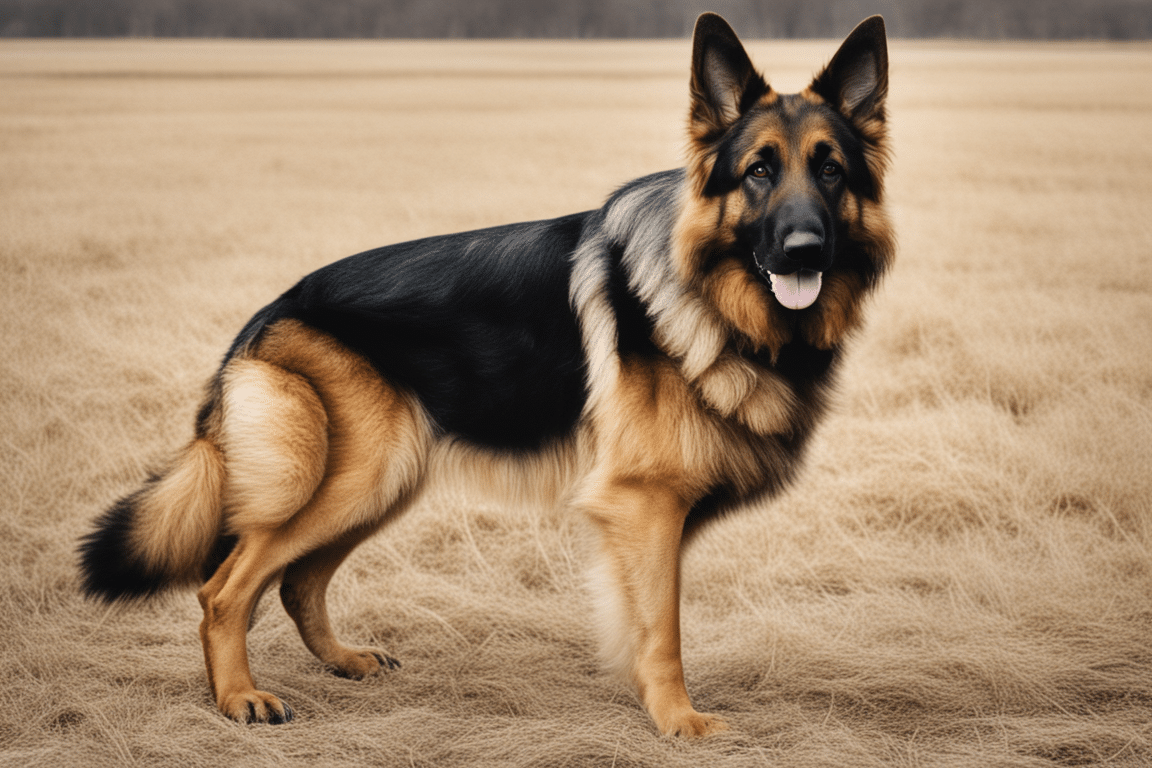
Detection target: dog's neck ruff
<box><xmin>570</xmin><ymin>171</ymin><xmax>771</xmax><ymax>422</ymax></box>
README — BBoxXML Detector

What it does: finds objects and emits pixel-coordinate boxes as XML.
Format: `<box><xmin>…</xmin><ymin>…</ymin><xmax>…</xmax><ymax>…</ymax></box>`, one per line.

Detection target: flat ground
<box><xmin>2</xmin><ymin>37</ymin><xmax>1151</xmax><ymax>767</ymax></box>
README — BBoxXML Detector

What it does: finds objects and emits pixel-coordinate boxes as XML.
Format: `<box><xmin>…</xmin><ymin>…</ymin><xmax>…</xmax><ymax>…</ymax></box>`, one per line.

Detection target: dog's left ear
<box><xmin>810</xmin><ymin>16</ymin><xmax>888</xmax><ymax>128</ymax></box>
<box><xmin>689</xmin><ymin>13</ymin><xmax>770</xmax><ymax>142</ymax></box>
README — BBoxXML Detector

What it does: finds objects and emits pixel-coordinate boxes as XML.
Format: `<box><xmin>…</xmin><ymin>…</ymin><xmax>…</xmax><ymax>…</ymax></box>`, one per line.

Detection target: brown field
<box><xmin>2</xmin><ymin>36</ymin><xmax>1152</xmax><ymax>767</ymax></box>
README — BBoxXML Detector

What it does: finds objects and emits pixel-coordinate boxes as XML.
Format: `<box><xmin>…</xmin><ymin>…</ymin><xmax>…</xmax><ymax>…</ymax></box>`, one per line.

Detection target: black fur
<box><xmin>237</xmin><ymin>213</ymin><xmax>591</xmax><ymax>451</ymax></box>
<box><xmin>203</xmin><ymin>533</ymin><xmax>238</xmax><ymax>583</ymax></box>
<box><xmin>78</xmin><ymin>488</ymin><xmax>167</xmax><ymax>600</ymax></box>
<box><xmin>606</xmin><ymin>242</ymin><xmax>659</xmax><ymax>359</ymax></box>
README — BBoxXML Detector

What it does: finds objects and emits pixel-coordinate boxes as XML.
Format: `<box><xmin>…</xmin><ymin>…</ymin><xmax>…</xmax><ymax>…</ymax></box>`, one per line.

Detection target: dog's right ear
<box><xmin>689</xmin><ymin>13</ymin><xmax>769</xmax><ymax>143</ymax></box>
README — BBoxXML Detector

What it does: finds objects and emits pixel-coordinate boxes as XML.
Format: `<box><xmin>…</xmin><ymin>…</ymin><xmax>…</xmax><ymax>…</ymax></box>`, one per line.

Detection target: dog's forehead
<box><xmin>734</xmin><ymin>96</ymin><xmax>843</xmax><ymax>163</ymax></box>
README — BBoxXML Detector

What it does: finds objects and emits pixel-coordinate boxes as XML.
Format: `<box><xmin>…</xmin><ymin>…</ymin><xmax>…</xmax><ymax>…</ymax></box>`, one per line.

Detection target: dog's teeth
<box><xmin>768</xmin><ymin>270</ymin><xmax>822</xmax><ymax>310</ymax></box>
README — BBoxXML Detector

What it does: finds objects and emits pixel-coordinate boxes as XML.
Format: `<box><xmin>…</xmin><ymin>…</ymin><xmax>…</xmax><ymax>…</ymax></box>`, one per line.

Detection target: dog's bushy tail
<box><xmin>79</xmin><ymin>438</ymin><xmax>227</xmax><ymax>601</ymax></box>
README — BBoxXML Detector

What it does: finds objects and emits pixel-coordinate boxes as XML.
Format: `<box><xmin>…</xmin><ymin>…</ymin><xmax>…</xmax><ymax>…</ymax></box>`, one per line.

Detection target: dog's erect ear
<box><xmin>810</xmin><ymin>16</ymin><xmax>888</xmax><ymax>127</ymax></box>
<box><xmin>689</xmin><ymin>13</ymin><xmax>769</xmax><ymax>141</ymax></box>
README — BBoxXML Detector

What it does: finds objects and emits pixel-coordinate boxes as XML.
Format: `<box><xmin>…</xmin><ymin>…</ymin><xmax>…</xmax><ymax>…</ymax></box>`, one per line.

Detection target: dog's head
<box><xmin>676</xmin><ymin>14</ymin><xmax>894</xmax><ymax>351</ymax></box>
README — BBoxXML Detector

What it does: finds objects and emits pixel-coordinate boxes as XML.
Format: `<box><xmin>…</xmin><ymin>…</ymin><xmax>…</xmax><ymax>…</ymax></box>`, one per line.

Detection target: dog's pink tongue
<box><xmin>769</xmin><ymin>270</ymin><xmax>822</xmax><ymax>310</ymax></box>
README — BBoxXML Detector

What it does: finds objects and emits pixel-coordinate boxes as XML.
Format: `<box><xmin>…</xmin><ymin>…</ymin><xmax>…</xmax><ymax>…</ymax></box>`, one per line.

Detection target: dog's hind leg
<box><xmin>199</xmin><ymin>325</ymin><xmax>431</xmax><ymax>722</ymax></box>
<box><xmin>279</xmin><ymin>520</ymin><xmax>408</xmax><ymax>679</ymax></box>
<box><xmin>192</xmin><ymin>357</ymin><xmax>327</xmax><ymax>722</ymax></box>
<box><xmin>198</xmin><ymin>531</ymin><xmax>299</xmax><ymax>722</ymax></box>
<box><xmin>198</xmin><ymin>498</ymin><xmax>412</xmax><ymax>722</ymax></box>
<box><xmin>198</xmin><ymin>404</ymin><xmax>426</xmax><ymax>720</ymax></box>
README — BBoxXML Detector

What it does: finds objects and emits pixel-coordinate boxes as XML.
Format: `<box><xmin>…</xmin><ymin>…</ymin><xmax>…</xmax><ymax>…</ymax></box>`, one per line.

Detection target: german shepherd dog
<box><xmin>80</xmin><ymin>13</ymin><xmax>893</xmax><ymax>737</ymax></box>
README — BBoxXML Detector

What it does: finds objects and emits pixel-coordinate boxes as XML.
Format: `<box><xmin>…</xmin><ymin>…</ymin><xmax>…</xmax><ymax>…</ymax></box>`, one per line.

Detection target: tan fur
<box><xmin>219</xmin><ymin>359</ymin><xmax>328</xmax><ymax>531</ymax></box>
<box><xmin>670</xmin><ymin>194</ymin><xmax>725</xmax><ymax>280</ymax></box>
<box><xmin>804</xmin><ymin>83</ymin><xmax>888</xmax><ymax>150</ymax></box>
<box><xmin>694</xmin><ymin>351</ymin><xmax>797</xmax><ymax>435</ymax></box>
<box><xmin>649</xmin><ymin>293</ymin><xmax>728</xmax><ymax>383</ymax></box>
<box><xmin>693</xmin><ymin>351</ymin><xmax>758</xmax><ymax>418</ymax></box>
<box><xmin>853</xmin><ymin>197</ymin><xmax>897</xmax><ymax>266</ymax></box>
<box><xmin>426</xmin><ymin>436</ymin><xmax>584</xmax><ymax>511</ymax></box>
<box><xmin>700</xmin><ymin>256</ymin><xmax>788</xmax><ymax>351</ymax></box>
<box><xmin>591</xmin><ymin>357</ymin><xmax>720</xmax><ymax>496</ymax></box>
<box><xmin>801</xmin><ymin>271</ymin><xmax>867</xmax><ymax>350</ymax></box>
<box><xmin>734</xmin><ymin>364</ymin><xmax>800</xmax><ymax>435</ymax></box>
<box><xmin>131</xmin><ymin>438</ymin><xmax>225</xmax><ymax>584</ymax></box>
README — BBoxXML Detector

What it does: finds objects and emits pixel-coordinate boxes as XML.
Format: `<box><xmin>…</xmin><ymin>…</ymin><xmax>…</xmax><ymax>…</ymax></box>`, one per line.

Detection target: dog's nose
<box><xmin>782</xmin><ymin>231</ymin><xmax>824</xmax><ymax>266</ymax></box>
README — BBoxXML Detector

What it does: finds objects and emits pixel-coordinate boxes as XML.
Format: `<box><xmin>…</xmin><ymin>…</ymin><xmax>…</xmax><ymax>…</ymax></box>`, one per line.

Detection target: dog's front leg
<box><xmin>585</xmin><ymin>481</ymin><xmax>728</xmax><ymax>737</ymax></box>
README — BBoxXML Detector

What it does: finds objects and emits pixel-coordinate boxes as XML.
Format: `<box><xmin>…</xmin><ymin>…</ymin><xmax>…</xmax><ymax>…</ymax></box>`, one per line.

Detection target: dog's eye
<box><xmin>747</xmin><ymin>162</ymin><xmax>770</xmax><ymax>179</ymax></box>
<box><xmin>820</xmin><ymin>161</ymin><xmax>842</xmax><ymax>179</ymax></box>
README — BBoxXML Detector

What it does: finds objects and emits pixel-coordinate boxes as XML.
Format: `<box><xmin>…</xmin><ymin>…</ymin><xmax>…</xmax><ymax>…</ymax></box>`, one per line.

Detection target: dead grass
<box><xmin>2</xmin><ymin>37</ymin><xmax>1152</xmax><ymax>767</ymax></box>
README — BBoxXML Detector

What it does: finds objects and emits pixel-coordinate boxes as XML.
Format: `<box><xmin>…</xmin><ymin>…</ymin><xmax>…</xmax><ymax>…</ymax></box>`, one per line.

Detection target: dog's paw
<box><xmin>327</xmin><ymin>647</ymin><xmax>401</xmax><ymax>679</ymax></box>
<box><xmin>659</xmin><ymin>709</ymin><xmax>729</xmax><ymax>738</ymax></box>
<box><xmin>220</xmin><ymin>690</ymin><xmax>294</xmax><ymax>724</ymax></box>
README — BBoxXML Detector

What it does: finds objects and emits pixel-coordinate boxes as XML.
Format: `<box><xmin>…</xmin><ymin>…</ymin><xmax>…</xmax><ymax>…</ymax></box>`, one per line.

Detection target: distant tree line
<box><xmin>2</xmin><ymin>0</ymin><xmax>1150</xmax><ymax>39</ymax></box>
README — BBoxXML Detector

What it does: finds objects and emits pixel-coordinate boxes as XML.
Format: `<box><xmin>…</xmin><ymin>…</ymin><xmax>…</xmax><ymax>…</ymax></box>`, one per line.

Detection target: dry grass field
<box><xmin>2</xmin><ymin>36</ymin><xmax>1152</xmax><ymax>767</ymax></box>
